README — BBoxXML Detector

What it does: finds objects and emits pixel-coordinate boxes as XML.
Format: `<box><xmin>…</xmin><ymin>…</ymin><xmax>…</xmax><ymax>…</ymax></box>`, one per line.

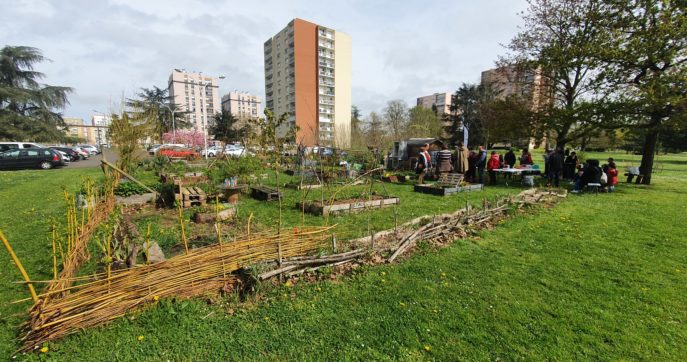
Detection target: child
<box><xmin>607</xmin><ymin>161</ymin><xmax>619</xmax><ymax>192</ymax></box>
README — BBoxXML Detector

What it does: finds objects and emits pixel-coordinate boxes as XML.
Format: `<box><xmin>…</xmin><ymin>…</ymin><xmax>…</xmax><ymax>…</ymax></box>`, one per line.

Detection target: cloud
<box><xmin>1</xmin><ymin>0</ymin><xmax>527</xmax><ymax>121</ymax></box>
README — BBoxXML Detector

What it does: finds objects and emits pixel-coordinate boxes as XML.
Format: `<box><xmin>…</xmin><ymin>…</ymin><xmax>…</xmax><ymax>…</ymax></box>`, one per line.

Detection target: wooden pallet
<box><xmin>250</xmin><ymin>186</ymin><xmax>282</xmax><ymax>201</ymax></box>
<box><xmin>175</xmin><ymin>186</ymin><xmax>207</xmax><ymax>207</ymax></box>
<box><xmin>436</xmin><ymin>173</ymin><xmax>464</xmax><ymax>187</ymax></box>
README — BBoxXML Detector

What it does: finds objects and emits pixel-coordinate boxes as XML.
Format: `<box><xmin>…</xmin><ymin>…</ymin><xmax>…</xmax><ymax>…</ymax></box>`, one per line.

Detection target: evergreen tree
<box><xmin>0</xmin><ymin>46</ymin><xmax>72</xmax><ymax>141</ymax></box>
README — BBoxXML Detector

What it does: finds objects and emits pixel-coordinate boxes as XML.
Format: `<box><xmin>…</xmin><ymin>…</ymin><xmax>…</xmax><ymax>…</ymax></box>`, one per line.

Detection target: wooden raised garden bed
<box><xmin>296</xmin><ymin>195</ymin><xmax>400</xmax><ymax>216</ymax></box>
<box><xmin>285</xmin><ymin>182</ymin><xmax>323</xmax><ymax>190</ymax></box>
<box><xmin>250</xmin><ymin>186</ymin><xmax>283</xmax><ymax>201</ymax></box>
<box><xmin>414</xmin><ymin>183</ymin><xmax>483</xmax><ymax>195</ymax></box>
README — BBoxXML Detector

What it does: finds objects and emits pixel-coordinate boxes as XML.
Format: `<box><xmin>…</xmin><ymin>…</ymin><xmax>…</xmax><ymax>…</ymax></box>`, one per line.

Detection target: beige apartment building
<box><xmin>264</xmin><ymin>18</ymin><xmax>352</xmax><ymax>148</ymax></box>
<box><xmin>221</xmin><ymin>91</ymin><xmax>261</xmax><ymax>123</ymax></box>
<box><xmin>64</xmin><ymin>117</ymin><xmax>107</xmax><ymax>145</ymax></box>
<box><xmin>168</xmin><ymin>70</ymin><xmax>222</xmax><ymax>137</ymax></box>
<box><xmin>481</xmin><ymin>66</ymin><xmax>550</xmax><ymax>148</ymax></box>
<box><xmin>416</xmin><ymin>92</ymin><xmax>452</xmax><ymax>115</ymax></box>
<box><xmin>480</xmin><ymin>66</ymin><xmax>549</xmax><ymax>111</ymax></box>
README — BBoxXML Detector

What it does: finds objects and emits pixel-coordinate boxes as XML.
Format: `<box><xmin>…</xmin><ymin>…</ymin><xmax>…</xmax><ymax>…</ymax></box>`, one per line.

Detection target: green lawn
<box><xmin>1</xmin><ymin>152</ymin><xmax>686</xmax><ymax>360</ymax></box>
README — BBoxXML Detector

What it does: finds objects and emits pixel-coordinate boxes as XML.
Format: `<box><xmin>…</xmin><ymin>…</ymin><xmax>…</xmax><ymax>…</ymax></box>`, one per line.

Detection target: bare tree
<box><xmin>383</xmin><ymin>100</ymin><xmax>409</xmax><ymax>140</ymax></box>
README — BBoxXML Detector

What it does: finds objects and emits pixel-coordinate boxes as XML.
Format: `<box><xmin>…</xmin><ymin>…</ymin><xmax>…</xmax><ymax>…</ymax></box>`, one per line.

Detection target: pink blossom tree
<box><xmin>162</xmin><ymin>130</ymin><xmax>206</xmax><ymax>148</ymax></box>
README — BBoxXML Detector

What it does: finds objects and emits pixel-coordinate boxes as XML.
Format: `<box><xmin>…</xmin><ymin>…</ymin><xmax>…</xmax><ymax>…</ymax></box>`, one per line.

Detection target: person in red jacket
<box><xmin>607</xmin><ymin>161</ymin><xmax>619</xmax><ymax>192</ymax></box>
<box><xmin>487</xmin><ymin>151</ymin><xmax>501</xmax><ymax>185</ymax></box>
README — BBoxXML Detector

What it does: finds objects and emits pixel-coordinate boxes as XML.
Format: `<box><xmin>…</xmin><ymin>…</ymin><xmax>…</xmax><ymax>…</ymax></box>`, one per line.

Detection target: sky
<box><xmin>1</xmin><ymin>0</ymin><xmax>528</xmax><ymax>121</ymax></box>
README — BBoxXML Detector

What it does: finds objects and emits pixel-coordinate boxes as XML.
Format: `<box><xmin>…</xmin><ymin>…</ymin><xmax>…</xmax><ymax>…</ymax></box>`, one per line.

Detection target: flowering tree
<box><xmin>161</xmin><ymin>130</ymin><xmax>205</xmax><ymax>148</ymax></box>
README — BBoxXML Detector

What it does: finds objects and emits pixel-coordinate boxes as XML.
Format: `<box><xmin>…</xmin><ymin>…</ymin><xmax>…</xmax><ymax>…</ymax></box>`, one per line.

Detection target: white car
<box><xmin>78</xmin><ymin>145</ymin><xmax>99</xmax><ymax>155</ymax></box>
<box><xmin>201</xmin><ymin>146</ymin><xmax>221</xmax><ymax>157</ymax></box>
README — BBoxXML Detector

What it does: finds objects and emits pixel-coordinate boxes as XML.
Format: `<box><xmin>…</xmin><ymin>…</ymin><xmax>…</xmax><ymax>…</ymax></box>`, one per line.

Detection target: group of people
<box><xmin>414</xmin><ymin>143</ymin><xmax>620</xmax><ymax>193</ymax></box>
<box><xmin>415</xmin><ymin>142</ymin><xmax>535</xmax><ymax>185</ymax></box>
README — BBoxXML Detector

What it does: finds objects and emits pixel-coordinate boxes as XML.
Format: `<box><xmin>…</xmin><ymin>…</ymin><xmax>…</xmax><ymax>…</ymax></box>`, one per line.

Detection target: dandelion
<box><xmin>40</xmin><ymin>346</ymin><xmax>49</xmax><ymax>353</ymax></box>
<box><xmin>424</xmin><ymin>345</ymin><xmax>431</xmax><ymax>352</ymax></box>
<box><xmin>153</xmin><ymin>295</ymin><xmax>159</xmax><ymax>302</ymax></box>
<box><xmin>137</xmin><ymin>335</ymin><xmax>145</xmax><ymax>341</ymax></box>
<box><xmin>316</xmin><ymin>287</ymin><xmax>322</xmax><ymax>292</ymax></box>
<box><xmin>440</xmin><ymin>272</ymin><xmax>446</xmax><ymax>278</ymax></box>
<box><xmin>285</xmin><ymin>280</ymin><xmax>293</xmax><ymax>287</ymax></box>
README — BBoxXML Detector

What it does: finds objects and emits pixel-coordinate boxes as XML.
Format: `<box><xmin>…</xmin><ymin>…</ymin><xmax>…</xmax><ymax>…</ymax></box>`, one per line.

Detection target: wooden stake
<box><xmin>0</xmin><ymin>229</ymin><xmax>38</xmax><ymax>303</ymax></box>
<box><xmin>51</xmin><ymin>225</ymin><xmax>57</xmax><ymax>280</ymax></box>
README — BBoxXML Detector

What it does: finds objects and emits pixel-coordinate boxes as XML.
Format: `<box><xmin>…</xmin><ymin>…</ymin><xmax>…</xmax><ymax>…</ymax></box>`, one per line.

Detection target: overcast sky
<box><xmin>1</xmin><ymin>0</ymin><xmax>528</xmax><ymax>121</ymax></box>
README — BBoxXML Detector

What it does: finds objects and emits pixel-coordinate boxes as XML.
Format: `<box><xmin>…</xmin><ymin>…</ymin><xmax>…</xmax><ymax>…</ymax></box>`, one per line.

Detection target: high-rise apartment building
<box><xmin>480</xmin><ymin>66</ymin><xmax>549</xmax><ymax>111</ymax></box>
<box><xmin>91</xmin><ymin>114</ymin><xmax>111</xmax><ymax>145</ymax></box>
<box><xmin>221</xmin><ymin>91</ymin><xmax>261</xmax><ymax>123</ymax></box>
<box><xmin>264</xmin><ymin>18</ymin><xmax>351</xmax><ymax>147</ymax></box>
<box><xmin>417</xmin><ymin>93</ymin><xmax>452</xmax><ymax>115</ymax></box>
<box><xmin>168</xmin><ymin>70</ymin><xmax>222</xmax><ymax>137</ymax></box>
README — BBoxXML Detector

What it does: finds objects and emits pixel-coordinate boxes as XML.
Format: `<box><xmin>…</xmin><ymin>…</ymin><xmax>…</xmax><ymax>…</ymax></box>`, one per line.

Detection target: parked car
<box><xmin>54</xmin><ymin>150</ymin><xmax>71</xmax><ymax>164</ymax></box>
<box><xmin>201</xmin><ymin>146</ymin><xmax>222</xmax><ymax>157</ymax></box>
<box><xmin>0</xmin><ymin>142</ymin><xmax>46</xmax><ymax>152</ymax></box>
<box><xmin>77</xmin><ymin>145</ymin><xmax>99</xmax><ymax>155</ymax></box>
<box><xmin>158</xmin><ymin>146</ymin><xmax>199</xmax><ymax>160</ymax></box>
<box><xmin>50</xmin><ymin>147</ymin><xmax>81</xmax><ymax>162</ymax></box>
<box><xmin>72</xmin><ymin>147</ymin><xmax>90</xmax><ymax>160</ymax></box>
<box><xmin>0</xmin><ymin>148</ymin><xmax>66</xmax><ymax>170</ymax></box>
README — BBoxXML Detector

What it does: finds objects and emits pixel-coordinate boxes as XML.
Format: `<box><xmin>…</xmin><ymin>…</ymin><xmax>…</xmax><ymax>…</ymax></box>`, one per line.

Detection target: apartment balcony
<box><xmin>318</xmin><ymin>52</ymin><xmax>334</xmax><ymax>59</ymax></box>
<box><xmin>318</xmin><ymin>30</ymin><xmax>333</xmax><ymax>40</ymax></box>
<box><xmin>319</xmin><ymin>80</ymin><xmax>335</xmax><ymax>87</ymax></box>
<box><xmin>319</xmin><ymin>99</ymin><xmax>334</xmax><ymax>105</ymax></box>
<box><xmin>319</xmin><ymin>61</ymin><xmax>334</xmax><ymax>69</ymax></box>
<box><xmin>319</xmin><ymin>108</ymin><xmax>333</xmax><ymax>114</ymax></box>
<box><xmin>319</xmin><ymin>117</ymin><xmax>332</xmax><ymax>123</ymax></box>
<box><xmin>319</xmin><ymin>71</ymin><xmax>334</xmax><ymax>78</ymax></box>
<box><xmin>318</xmin><ymin>41</ymin><xmax>333</xmax><ymax>49</ymax></box>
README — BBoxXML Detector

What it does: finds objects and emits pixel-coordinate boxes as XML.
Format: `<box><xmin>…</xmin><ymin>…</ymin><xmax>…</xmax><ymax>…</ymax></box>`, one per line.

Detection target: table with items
<box><xmin>492</xmin><ymin>166</ymin><xmax>542</xmax><ymax>187</ymax></box>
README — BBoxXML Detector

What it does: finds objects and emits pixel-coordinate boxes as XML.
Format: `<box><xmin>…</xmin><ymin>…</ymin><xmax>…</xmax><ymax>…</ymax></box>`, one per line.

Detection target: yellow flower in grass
<box><xmin>40</xmin><ymin>346</ymin><xmax>49</xmax><ymax>353</ymax></box>
<box><xmin>285</xmin><ymin>280</ymin><xmax>293</xmax><ymax>287</ymax></box>
<box><xmin>137</xmin><ymin>335</ymin><xmax>145</xmax><ymax>342</ymax></box>
<box><xmin>153</xmin><ymin>295</ymin><xmax>159</xmax><ymax>302</ymax></box>
<box><xmin>424</xmin><ymin>345</ymin><xmax>431</xmax><ymax>352</ymax></box>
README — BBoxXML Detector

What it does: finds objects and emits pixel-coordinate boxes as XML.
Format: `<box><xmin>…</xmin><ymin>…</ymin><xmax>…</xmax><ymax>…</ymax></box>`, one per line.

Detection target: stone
<box><xmin>192</xmin><ymin>206</ymin><xmax>236</xmax><ymax>223</ymax></box>
<box><xmin>142</xmin><ymin>241</ymin><xmax>165</xmax><ymax>264</ymax></box>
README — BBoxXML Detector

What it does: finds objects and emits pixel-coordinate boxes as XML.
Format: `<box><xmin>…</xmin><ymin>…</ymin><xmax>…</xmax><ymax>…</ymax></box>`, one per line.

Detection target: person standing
<box><xmin>455</xmin><ymin>141</ymin><xmax>470</xmax><ymax>174</ymax></box>
<box><xmin>436</xmin><ymin>143</ymin><xmax>453</xmax><ymax>176</ymax></box>
<box><xmin>547</xmin><ymin>148</ymin><xmax>564</xmax><ymax>187</ymax></box>
<box><xmin>504</xmin><ymin>148</ymin><xmax>516</xmax><ymax>180</ymax></box>
<box><xmin>487</xmin><ymin>151</ymin><xmax>501</xmax><ymax>185</ymax></box>
<box><xmin>466</xmin><ymin>149</ymin><xmax>478</xmax><ymax>183</ymax></box>
<box><xmin>520</xmin><ymin>149</ymin><xmax>533</xmax><ymax>166</ymax></box>
<box><xmin>416</xmin><ymin>143</ymin><xmax>432</xmax><ymax>184</ymax></box>
<box><xmin>564</xmin><ymin>151</ymin><xmax>579</xmax><ymax>179</ymax></box>
<box><xmin>476</xmin><ymin>146</ymin><xmax>487</xmax><ymax>184</ymax></box>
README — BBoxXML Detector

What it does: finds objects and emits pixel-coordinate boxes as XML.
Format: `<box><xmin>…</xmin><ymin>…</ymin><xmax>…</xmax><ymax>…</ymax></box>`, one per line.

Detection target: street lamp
<box><xmin>201</xmin><ymin>75</ymin><xmax>225</xmax><ymax>160</ymax></box>
<box><xmin>162</xmin><ymin>104</ymin><xmax>183</xmax><ymax>143</ymax></box>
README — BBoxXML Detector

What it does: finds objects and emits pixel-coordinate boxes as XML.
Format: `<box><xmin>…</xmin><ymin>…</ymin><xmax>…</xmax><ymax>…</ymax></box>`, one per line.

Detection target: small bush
<box><xmin>114</xmin><ymin>182</ymin><xmax>150</xmax><ymax>197</ymax></box>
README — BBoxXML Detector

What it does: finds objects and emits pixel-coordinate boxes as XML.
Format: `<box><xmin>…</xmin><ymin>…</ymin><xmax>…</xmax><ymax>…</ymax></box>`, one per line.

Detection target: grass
<box><xmin>1</xmin><ymin>151</ymin><xmax>686</xmax><ymax>360</ymax></box>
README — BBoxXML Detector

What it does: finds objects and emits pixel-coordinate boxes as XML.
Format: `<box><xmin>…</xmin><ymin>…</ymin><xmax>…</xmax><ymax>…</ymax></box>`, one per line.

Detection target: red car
<box><xmin>158</xmin><ymin>147</ymin><xmax>199</xmax><ymax>160</ymax></box>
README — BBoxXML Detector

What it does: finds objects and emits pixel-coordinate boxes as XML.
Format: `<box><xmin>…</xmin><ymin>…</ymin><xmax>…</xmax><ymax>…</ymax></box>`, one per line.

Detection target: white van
<box><xmin>0</xmin><ymin>142</ymin><xmax>46</xmax><ymax>152</ymax></box>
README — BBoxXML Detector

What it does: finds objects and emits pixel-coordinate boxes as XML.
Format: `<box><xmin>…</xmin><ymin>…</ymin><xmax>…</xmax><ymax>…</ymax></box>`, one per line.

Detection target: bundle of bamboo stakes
<box><xmin>20</xmin><ymin>226</ymin><xmax>333</xmax><ymax>351</ymax></box>
<box><xmin>45</xmin><ymin>185</ymin><xmax>116</xmax><ymax>300</ymax></box>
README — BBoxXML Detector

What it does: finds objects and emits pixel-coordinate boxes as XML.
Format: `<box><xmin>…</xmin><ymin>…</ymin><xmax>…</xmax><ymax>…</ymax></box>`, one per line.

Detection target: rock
<box><xmin>192</xmin><ymin>206</ymin><xmax>236</xmax><ymax>223</ymax></box>
<box><xmin>142</xmin><ymin>241</ymin><xmax>165</xmax><ymax>263</ymax></box>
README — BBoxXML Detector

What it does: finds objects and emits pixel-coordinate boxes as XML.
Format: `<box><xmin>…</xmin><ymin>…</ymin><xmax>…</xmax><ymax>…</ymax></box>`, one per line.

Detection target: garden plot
<box><xmin>296</xmin><ymin>195</ymin><xmax>400</xmax><ymax>216</ymax></box>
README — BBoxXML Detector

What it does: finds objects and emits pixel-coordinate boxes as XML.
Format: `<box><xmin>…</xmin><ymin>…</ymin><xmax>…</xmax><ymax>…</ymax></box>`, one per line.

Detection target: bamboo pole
<box><xmin>177</xmin><ymin>203</ymin><xmax>188</xmax><ymax>255</ymax></box>
<box><xmin>51</xmin><ymin>225</ymin><xmax>57</xmax><ymax>280</ymax></box>
<box><xmin>0</xmin><ymin>229</ymin><xmax>38</xmax><ymax>303</ymax></box>
<box><xmin>100</xmin><ymin>159</ymin><xmax>159</xmax><ymax>196</ymax></box>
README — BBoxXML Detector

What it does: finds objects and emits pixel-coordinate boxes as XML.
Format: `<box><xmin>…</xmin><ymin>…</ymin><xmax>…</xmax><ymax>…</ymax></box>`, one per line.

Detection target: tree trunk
<box><xmin>639</xmin><ymin>128</ymin><xmax>659</xmax><ymax>185</ymax></box>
